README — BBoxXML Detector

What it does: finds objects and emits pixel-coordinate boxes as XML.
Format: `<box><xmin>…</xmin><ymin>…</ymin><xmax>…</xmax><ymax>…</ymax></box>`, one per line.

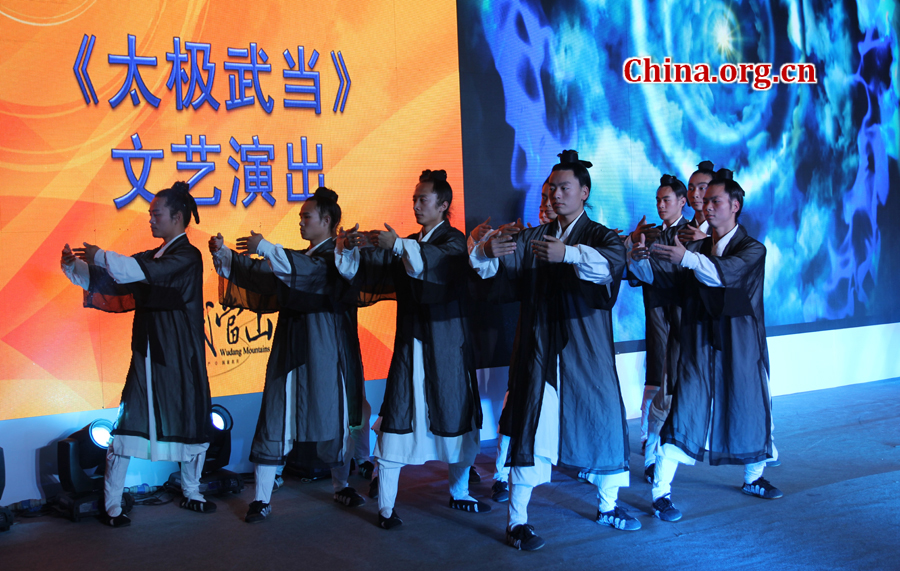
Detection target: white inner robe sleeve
<box><xmin>679</xmin><ymin>223</ymin><xmax>739</xmax><ymax>287</ymax></box>
<box><xmin>468</xmin><ymin>242</ymin><xmax>500</xmax><ymax>278</ymax></box>
<box><xmin>61</xmin><ymin>258</ymin><xmax>90</xmax><ymax>290</ymax></box>
<box><xmin>212</xmin><ymin>245</ymin><xmax>232</xmax><ymax>278</ymax></box>
<box><xmin>99</xmin><ymin>250</ymin><xmax>147</xmax><ymax>284</ymax></box>
<box><xmin>335</xmin><ymin>245</ymin><xmax>360</xmax><ymax>281</ymax></box>
<box><xmin>393</xmin><ymin>238</ymin><xmax>425</xmax><ymax>278</ymax></box>
<box><xmin>256</xmin><ymin>237</ymin><xmax>330</xmax><ymax>284</ymax></box>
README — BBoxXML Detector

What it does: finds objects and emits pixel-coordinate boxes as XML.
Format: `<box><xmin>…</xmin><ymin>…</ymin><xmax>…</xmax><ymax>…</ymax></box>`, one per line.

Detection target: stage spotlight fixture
<box><xmin>210</xmin><ymin>404</ymin><xmax>233</xmax><ymax>431</ymax></box>
<box><xmin>89</xmin><ymin>419</ymin><xmax>114</xmax><ymax>448</ymax></box>
<box><xmin>167</xmin><ymin>404</ymin><xmax>243</xmax><ymax>496</ymax></box>
<box><xmin>55</xmin><ymin>419</ymin><xmax>132</xmax><ymax>522</ymax></box>
<box><xmin>1</xmin><ymin>447</ymin><xmax>13</xmax><ymax>532</ymax></box>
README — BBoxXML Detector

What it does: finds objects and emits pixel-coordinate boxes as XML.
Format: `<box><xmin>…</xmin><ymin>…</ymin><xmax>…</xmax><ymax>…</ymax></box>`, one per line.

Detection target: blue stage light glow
<box><xmin>88</xmin><ymin>419</ymin><xmax>114</xmax><ymax>449</ymax></box>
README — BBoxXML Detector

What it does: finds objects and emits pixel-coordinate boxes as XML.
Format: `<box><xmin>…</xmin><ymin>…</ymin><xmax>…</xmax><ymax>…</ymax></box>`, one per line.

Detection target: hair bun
<box><xmin>313</xmin><ymin>186</ymin><xmax>339</xmax><ymax>203</ymax></box>
<box><xmin>171</xmin><ymin>181</ymin><xmax>190</xmax><ymax>194</ymax></box>
<box><xmin>714</xmin><ymin>168</ymin><xmax>734</xmax><ymax>181</ymax></box>
<box><xmin>557</xmin><ymin>149</ymin><xmax>593</xmax><ymax>168</ymax></box>
<box><xmin>429</xmin><ymin>169</ymin><xmax>448</xmax><ymax>183</ymax></box>
<box><xmin>698</xmin><ymin>160</ymin><xmax>715</xmax><ymax>171</ymax></box>
<box><xmin>660</xmin><ymin>174</ymin><xmax>679</xmax><ymax>186</ymax></box>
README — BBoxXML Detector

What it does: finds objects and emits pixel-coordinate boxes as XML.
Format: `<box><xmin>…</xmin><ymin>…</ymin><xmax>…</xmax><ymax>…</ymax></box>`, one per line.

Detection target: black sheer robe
<box><xmin>650</xmin><ymin>225</ymin><xmax>773</xmax><ymax>465</ymax></box>
<box><xmin>487</xmin><ymin>214</ymin><xmax>629</xmax><ymax>473</ymax></box>
<box><xmin>84</xmin><ymin>235</ymin><xmax>213</xmax><ymax>445</ymax></box>
<box><xmin>629</xmin><ymin>219</ymin><xmax>689</xmax><ymax>390</ymax></box>
<box><xmin>218</xmin><ymin>237</ymin><xmax>364</xmax><ymax>466</ymax></box>
<box><xmin>347</xmin><ymin>222</ymin><xmax>481</xmax><ymax>437</ymax></box>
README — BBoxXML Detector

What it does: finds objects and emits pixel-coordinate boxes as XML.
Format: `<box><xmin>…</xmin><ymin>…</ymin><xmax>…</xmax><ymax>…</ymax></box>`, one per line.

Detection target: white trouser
<box><xmin>376</xmin><ymin>459</ymin><xmax>473</xmax><ymax>518</ymax></box>
<box><xmin>639</xmin><ymin>386</ymin><xmax>659</xmax><ymax>443</ymax></box>
<box><xmin>103</xmin><ymin>447</ymin><xmax>206</xmax><ymax>517</ymax></box>
<box><xmin>507</xmin><ymin>457</ymin><xmax>629</xmax><ymax>528</ymax></box>
<box><xmin>651</xmin><ymin>444</ymin><xmax>767</xmax><ymax>500</ymax></box>
<box><xmin>350</xmin><ymin>399</ymin><xmax>372</xmax><ymax>464</ymax></box>
<box><xmin>494</xmin><ymin>435</ymin><xmax>511</xmax><ymax>483</ymax></box>
<box><xmin>254</xmin><ymin>435</ymin><xmax>359</xmax><ymax>505</ymax></box>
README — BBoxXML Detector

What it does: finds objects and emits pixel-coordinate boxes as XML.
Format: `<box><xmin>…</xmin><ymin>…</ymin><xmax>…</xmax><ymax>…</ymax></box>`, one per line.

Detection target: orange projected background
<box><xmin>0</xmin><ymin>0</ymin><xmax>465</xmax><ymax>421</ymax></box>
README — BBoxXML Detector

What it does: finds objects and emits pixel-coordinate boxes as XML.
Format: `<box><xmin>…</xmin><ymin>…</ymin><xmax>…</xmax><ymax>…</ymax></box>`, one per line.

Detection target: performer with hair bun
<box><xmin>629</xmin><ymin>168</ymin><xmax>781</xmax><ymax>523</ymax></box>
<box><xmin>466</xmin><ymin>172</ymin><xmax>557</xmax><ymax>504</ymax></box>
<box><xmin>677</xmin><ymin>160</ymin><xmax>716</xmax><ymax>243</ymax></box>
<box><xmin>60</xmin><ymin>181</ymin><xmax>215</xmax><ymax>527</ymax></box>
<box><xmin>471</xmin><ymin>150</ymin><xmax>636</xmax><ymax>551</ymax></box>
<box><xmin>337</xmin><ymin>169</ymin><xmax>486</xmax><ymax>530</ymax></box>
<box><xmin>624</xmin><ymin>174</ymin><xmax>689</xmax><ymax>482</ymax></box>
<box><xmin>209</xmin><ymin>187</ymin><xmax>369</xmax><ymax>523</ymax></box>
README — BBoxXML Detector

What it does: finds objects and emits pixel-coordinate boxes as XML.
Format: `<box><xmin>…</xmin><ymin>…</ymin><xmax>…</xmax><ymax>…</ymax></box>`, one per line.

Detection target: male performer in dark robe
<box><xmin>629</xmin><ymin>170</ymin><xmax>781</xmax><ymax>523</ymax></box>
<box><xmin>210</xmin><ymin>188</ymin><xmax>368</xmax><ymax>522</ymax></box>
<box><xmin>60</xmin><ymin>182</ymin><xmax>214</xmax><ymax>527</ymax></box>
<box><xmin>676</xmin><ymin>160</ymin><xmax>716</xmax><ymax>243</ymax></box>
<box><xmin>470</xmin><ymin>151</ymin><xmax>636</xmax><ymax>552</ymax></box>
<box><xmin>467</xmin><ymin>175</ymin><xmax>557</xmax><ymax>503</ymax></box>
<box><xmin>623</xmin><ymin>175</ymin><xmax>689</xmax><ymax>481</ymax></box>
<box><xmin>337</xmin><ymin>169</ymin><xmax>485</xmax><ymax>530</ymax></box>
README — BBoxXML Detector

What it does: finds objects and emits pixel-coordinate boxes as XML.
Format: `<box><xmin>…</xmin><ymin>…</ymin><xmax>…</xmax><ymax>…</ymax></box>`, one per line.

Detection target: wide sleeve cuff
<box><xmin>681</xmin><ymin>250</ymin><xmax>723</xmax><ymax>287</ymax></box>
<box><xmin>628</xmin><ymin>257</ymin><xmax>654</xmax><ymax>284</ymax></box>
<box><xmin>468</xmin><ymin>243</ymin><xmax>500</xmax><ymax>279</ymax></box>
<box><xmin>396</xmin><ymin>238</ymin><xmax>425</xmax><ymax>279</ymax></box>
<box><xmin>336</xmin><ymin>246</ymin><xmax>360</xmax><ymax>280</ymax></box>
<box><xmin>213</xmin><ymin>247</ymin><xmax>233</xmax><ymax>278</ymax></box>
<box><xmin>61</xmin><ymin>258</ymin><xmax>91</xmax><ymax>290</ymax></box>
<box><xmin>256</xmin><ymin>239</ymin><xmax>292</xmax><ymax>282</ymax></box>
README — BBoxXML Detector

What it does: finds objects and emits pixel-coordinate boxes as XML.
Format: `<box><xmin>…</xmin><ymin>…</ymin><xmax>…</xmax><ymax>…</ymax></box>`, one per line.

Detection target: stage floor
<box><xmin>3</xmin><ymin>378</ymin><xmax>898</xmax><ymax>571</ymax></box>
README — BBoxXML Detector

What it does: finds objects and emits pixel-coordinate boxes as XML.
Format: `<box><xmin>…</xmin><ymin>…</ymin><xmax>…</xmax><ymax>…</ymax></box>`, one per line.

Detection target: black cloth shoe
<box><xmin>469</xmin><ymin>466</ymin><xmax>481</xmax><ymax>483</ymax></box>
<box><xmin>245</xmin><ymin>500</ymin><xmax>271</xmax><ymax>523</ymax></box>
<box><xmin>368</xmin><ymin>476</ymin><xmax>379</xmax><ymax>499</ymax></box>
<box><xmin>99</xmin><ymin>511</ymin><xmax>131</xmax><ymax>528</ymax></box>
<box><xmin>449</xmin><ymin>498</ymin><xmax>492</xmax><ymax>513</ymax></box>
<box><xmin>652</xmin><ymin>494</ymin><xmax>682</xmax><ymax>522</ymax></box>
<box><xmin>180</xmin><ymin>498</ymin><xmax>217</xmax><ymax>513</ymax></box>
<box><xmin>506</xmin><ymin>524</ymin><xmax>545</xmax><ymax>551</ymax></box>
<box><xmin>334</xmin><ymin>486</ymin><xmax>366</xmax><ymax>507</ymax></box>
<box><xmin>742</xmin><ymin>477</ymin><xmax>783</xmax><ymax>499</ymax></box>
<box><xmin>491</xmin><ymin>480</ymin><xmax>509</xmax><ymax>502</ymax></box>
<box><xmin>644</xmin><ymin>464</ymin><xmax>655</xmax><ymax>485</ymax></box>
<box><xmin>357</xmin><ymin>461</ymin><xmax>376</xmax><ymax>480</ymax></box>
<box><xmin>379</xmin><ymin>510</ymin><xmax>403</xmax><ymax>530</ymax></box>
<box><xmin>596</xmin><ymin>506</ymin><xmax>642</xmax><ymax>531</ymax></box>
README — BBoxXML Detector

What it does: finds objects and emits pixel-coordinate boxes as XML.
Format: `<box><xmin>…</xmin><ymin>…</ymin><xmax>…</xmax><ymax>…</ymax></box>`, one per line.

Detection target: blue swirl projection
<box><xmin>459</xmin><ymin>0</ymin><xmax>900</xmax><ymax>342</ymax></box>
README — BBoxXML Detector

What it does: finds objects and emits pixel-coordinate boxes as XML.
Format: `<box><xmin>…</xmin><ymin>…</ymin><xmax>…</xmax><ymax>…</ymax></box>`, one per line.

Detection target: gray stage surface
<box><xmin>3</xmin><ymin>378</ymin><xmax>898</xmax><ymax>571</ymax></box>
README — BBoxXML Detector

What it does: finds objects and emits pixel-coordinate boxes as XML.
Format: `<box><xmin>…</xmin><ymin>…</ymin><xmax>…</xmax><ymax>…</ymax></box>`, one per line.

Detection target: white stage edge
<box><xmin>2</xmin><ymin>321</ymin><xmax>898</xmax><ymax>505</ymax></box>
